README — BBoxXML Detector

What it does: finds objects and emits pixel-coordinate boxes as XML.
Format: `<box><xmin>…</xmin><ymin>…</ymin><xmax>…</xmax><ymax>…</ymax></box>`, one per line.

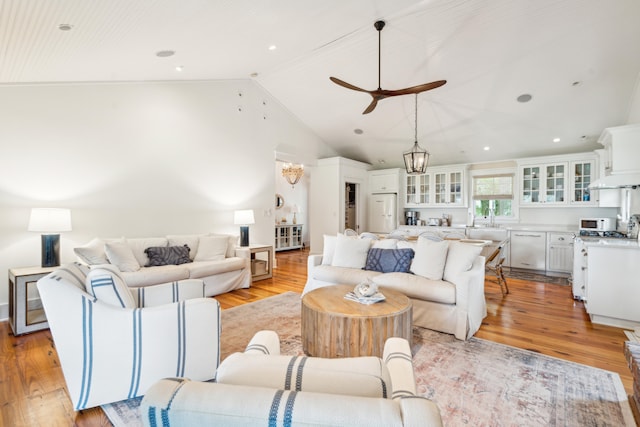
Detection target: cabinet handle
<box><xmin>514</xmin><ymin>233</ymin><xmax>543</xmax><ymax>238</ymax></box>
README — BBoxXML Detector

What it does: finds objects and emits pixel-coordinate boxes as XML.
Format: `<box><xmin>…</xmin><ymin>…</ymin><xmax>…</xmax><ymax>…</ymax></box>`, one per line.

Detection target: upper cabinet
<box><xmin>369</xmin><ymin>169</ymin><xmax>400</xmax><ymax>193</ymax></box>
<box><xmin>520</xmin><ymin>162</ymin><xmax>567</xmax><ymax>205</ymax></box>
<box><xmin>404</xmin><ymin>166</ymin><xmax>466</xmax><ymax>207</ymax></box>
<box><xmin>570</xmin><ymin>159</ymin><xmax>596</xmax><ymax>205</ymax></box>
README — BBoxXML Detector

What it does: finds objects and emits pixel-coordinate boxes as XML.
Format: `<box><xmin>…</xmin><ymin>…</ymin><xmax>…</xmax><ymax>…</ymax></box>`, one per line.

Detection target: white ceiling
<box><xmin>2</xmin><ymin>0</ymin><xmax>640</xmax><ymax>168</ymax></box>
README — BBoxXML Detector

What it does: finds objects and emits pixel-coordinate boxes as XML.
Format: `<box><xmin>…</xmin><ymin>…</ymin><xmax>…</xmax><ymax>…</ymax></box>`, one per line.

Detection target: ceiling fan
<box><xmin>330</xmin><ymin>20</ymin><xmax>446</xmax><ymax>114</ymax></box>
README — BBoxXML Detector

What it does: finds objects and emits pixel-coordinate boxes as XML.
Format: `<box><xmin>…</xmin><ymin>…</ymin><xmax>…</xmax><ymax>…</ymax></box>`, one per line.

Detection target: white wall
<box><xmin>0</xmin><ymin>80</ymin><xmax>335</xmax><ymax>315</ymax></box>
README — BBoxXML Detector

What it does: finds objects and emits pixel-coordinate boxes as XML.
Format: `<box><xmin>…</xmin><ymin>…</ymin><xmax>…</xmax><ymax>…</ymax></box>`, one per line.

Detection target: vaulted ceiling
<box><xmin>2</xmin><ymin>0</ymin><xmax>639</xmax><ymax>168</ymax></box>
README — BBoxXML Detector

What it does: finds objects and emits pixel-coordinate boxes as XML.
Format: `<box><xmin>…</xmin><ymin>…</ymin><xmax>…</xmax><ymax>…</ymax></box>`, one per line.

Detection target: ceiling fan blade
<box><xmin>362</xmin><ymin>97</ymin><xmax>379</xmax><ymax>114</ymax></box>
<box><xmin>329</xmin><ymin>77</ymin><xmax>369</xmax><ymax>93</ymax></box>
<box><xmin>385</xmin><ymin>80</ymin><xmax>447</xmax><ymax>96</ymax></box>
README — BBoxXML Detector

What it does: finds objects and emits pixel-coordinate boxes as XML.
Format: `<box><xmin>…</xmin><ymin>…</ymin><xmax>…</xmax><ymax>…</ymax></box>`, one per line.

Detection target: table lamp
<box><xmin>234</xmin><ymin>209</ymin><xmax>255</xmax><ymax>247</ymax></box>
<box><xmin>28</xmin><ymin>208</ymin><xmax>72</xmax><ymax>267</ymax></box>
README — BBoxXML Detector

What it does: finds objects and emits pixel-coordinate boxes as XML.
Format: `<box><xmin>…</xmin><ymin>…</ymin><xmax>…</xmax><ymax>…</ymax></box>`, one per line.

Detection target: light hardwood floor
<box><xmin>0</xmin><ymin>248</ymin><xmax>633</xmax><ymax>426</ymax></box>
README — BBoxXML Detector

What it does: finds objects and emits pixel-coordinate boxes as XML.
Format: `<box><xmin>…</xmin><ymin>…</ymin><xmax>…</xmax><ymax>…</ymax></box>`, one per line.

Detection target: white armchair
<box><xmin>37</xmin><ymin>263</ymin><xmax>220</xmax><ymax>410</ymax></box>
<box><xmin>141</xmin><ymin>331</ymin><xmax>443</xmax><ymax>427</ymax></box>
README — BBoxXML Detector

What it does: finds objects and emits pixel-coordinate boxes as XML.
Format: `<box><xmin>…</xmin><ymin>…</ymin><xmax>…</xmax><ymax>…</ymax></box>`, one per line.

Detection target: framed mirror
<box><xmin>275</xmin><ymin>194</ymin><xmax>285</xmax><ymax>209</ymax></box>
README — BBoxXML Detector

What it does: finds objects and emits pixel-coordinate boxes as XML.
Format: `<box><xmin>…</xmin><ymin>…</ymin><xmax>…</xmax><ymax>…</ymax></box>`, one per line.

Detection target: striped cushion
<box><xmin>47</xmin><ymin>262</ymin><xmax>90</xmax><ymax>290</ymax></box>
<box><xmin>215</xmin><ymin>353</ymin><xmax>391</xmax><ymax>398</ymax></box>
<box><xmin>86</xmin><ymin>266</ymin><xmax>135</xmax><ymax>308</ymax></box>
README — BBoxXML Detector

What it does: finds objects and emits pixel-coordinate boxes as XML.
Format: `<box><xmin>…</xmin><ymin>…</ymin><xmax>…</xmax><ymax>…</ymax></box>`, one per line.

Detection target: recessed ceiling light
<box><xmin>516</xmin><ymin>94</ymin><xmax>532</xmax><ymax>103</ymax></box>
<box><xmin>175</xmin><ymin>65</ymin><xmax>184</xmax><ymax>72</ymax></box>
<box><xmin>250</xmin><ymin>72</ymin><xmax>259</xmax><ymax>78</ymax></box>
<box><xmin>156</xmin><ymin>50</ymin><xmax>175</xmax><ymax>58</ymax></box>
<box><xmin>58</xmin><ymin>24</ymin><xmax>73</xmax><ymax>31</ymax></box>
<box><xmin>553</xmin><ymin>137</ymin><xmax>561</xmax><ymax>143</ymax></box>
<box><xmin>354</xmin><ymin>128</ymin><xmax>364</xmax><ymax>135</ymax></box>
<box><xmin>483</xmin><ymin>146</ymin><xmax>490</xmax><ymax>151</ymax></box>
<box><xmin>268</xmin><ymin>45</ymin><xmax>277</xmax><ymax>51</ymax></box>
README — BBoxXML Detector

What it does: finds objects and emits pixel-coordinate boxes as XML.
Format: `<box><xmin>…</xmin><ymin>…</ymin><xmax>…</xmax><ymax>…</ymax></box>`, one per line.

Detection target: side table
<box><xmin>8</xmin><ymin>266</ymin><xmax>56</xmax><ymax>335</ymax></box>
<box><xmin>235</xmin><ymin>245</ymin><xmax>273</xmax><ymax>282</ymax></box>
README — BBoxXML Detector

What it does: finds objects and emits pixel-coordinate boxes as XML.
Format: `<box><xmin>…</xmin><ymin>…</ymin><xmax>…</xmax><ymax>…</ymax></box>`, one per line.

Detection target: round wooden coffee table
<box><xmin>301</xmin><ymin>284</ymin><xmax>412</xmax><ymax>358</ymax></box>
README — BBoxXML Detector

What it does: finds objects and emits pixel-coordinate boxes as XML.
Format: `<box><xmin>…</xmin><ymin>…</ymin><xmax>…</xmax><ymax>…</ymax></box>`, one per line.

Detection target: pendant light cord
<box><xmin>414</xmin><ymin>94</ymin><xmax>418</xmax><ymax>143</ymax></box>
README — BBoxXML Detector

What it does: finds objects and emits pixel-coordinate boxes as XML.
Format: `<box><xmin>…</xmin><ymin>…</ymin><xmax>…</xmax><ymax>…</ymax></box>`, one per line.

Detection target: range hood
<box><xmin>589</xmin><ymin>173</ymin><xmax>640</xmax><ymax>190</ymax></box>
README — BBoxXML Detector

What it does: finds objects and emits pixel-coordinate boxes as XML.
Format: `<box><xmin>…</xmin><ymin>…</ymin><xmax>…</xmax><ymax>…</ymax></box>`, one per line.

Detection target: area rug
<box><xmin>103</xmin><ymin>292</ymin><xmax>634</xmax><ymax>426</ymax></box>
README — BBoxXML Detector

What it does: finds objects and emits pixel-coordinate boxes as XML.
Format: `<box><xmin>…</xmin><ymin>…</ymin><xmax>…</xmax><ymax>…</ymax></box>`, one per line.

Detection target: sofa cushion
<box><xmin>167</xmin><ymin>234</ymin><xmax>204</xmax><ymax>261</ymax></box>
<box><xmin>443</xmin><ymin>241</ymin><xmax>482</xmax><ymax>282</ymax></box>
<box><xmin>121</xmin><ymin>265</ymin><xmax>190</xmax><ymax>287</ymax></box>
<box><xmin>364</xmin><ymin>248</ymin><xmax>414</xmax><ymax>273</ymax></box>
<box><xmin>372</xmin><ymin>272</ymin><xmax>456</xmax><ymax>304</ymax></box>
<box><xmin>127</xmin><ymin>237</ymin><xmax>168</xmax><ymax>267</ymax></box>
<box><xmin>216</xmin><ymin>353</ymin><xmax>391</xmax><ymax>398</ymax></box>
<box><xmin>86</xmin><ymin>265</ymin><xmax>136</xmax><ymax>308</ymax></box>
<box><xmin>410</xmin><ymin>238</ymin><xmax>449</xmax><ymax>280</ymax></box>
<box><xmin>194</xmin><ymin>235</ymin><xmax>228</xmax><ymax>261</ymax></box>
<box><xmin>145</xmin><ymin>245</ymin><xmax>192</xmax><ymax>266</ymax></box>
<box><xmin>105</xmin><ymin>241</ymin><xmax>141</xmax><ymax>272</ymax></box>
<box><xmin>209</xmin><ymin>234</ymin><xmax>238</xmax><ymax>258</ymax></box>
<box><xmin>331</xmin><ymin>234</ymin><xmax>371</xmax><ymax>269</ymax></box>
<box><xmin>313</xmin><ymin>265</ymin><xmax>382</xmax><ymax>285</ymax></box>
<box><xmin>321</xmin><ymin>234</ymin><xmax>338</xmax><ymax>265</ymax></box>
<box><xmin>187</xmin><ymin>258</ymin><xmax>248</xmax><ymax>278</ymax></box>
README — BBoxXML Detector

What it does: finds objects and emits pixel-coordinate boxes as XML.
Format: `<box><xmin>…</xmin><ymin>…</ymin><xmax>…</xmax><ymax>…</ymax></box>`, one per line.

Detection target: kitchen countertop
<box><xmin>580</xmin><ymin>237</ymin><xmax>640</xmax><ymax>248</ymax></box>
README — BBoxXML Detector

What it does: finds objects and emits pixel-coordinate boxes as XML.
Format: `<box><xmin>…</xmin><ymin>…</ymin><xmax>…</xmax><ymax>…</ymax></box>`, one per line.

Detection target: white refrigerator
<box><xmin>368</xmin><ymin>193</ymin><xmax>397</xmax><ymax>233</ymax></box>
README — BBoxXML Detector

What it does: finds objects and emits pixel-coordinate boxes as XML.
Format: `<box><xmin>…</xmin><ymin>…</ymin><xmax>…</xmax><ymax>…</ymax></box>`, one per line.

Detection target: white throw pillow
<box><xmin>331</xmin><ymin>234</ymin><xmax>372</xmax><ymax>269</ymax></box>
<box><xmin>167</xmin><ymin>234</ymin><xmax>204</xmax><ymax>260</ymax></box>
<box><xmin>372</xmin><ymin>238</ymin><xmax>398</xmax><ymax>249</ymax></box>
<box><xmin>195</xmin><ymin>235</ymin><xmax>229</xmax><ymax>261</ymax></box>
<box><xmin>321</xmin><ymin>234</ymin><xmax>338</xmax><ymax>265</ymax></box>
<box><xmin>74</xmin><ymin>238</ymin><xmax>109</xmax><ymax>265</ymax></box>
<box><xmin>86</xmin><ymin>265</ymin><xmax>135</xmax><ymax>308</ymax></box>
<box><xmin>397</xmin><ymin>240</ymin><xmax>416</xmax><ymax>251</ymax></box>
<box><xmin>410</xmin><ymin>237</ymin><xmax>449</xmax><ymax>280</ymax></box>
<box><xmin>443</xmin><ymin>241</ymin><xmax>483</xmax><ymax>282</ymax></box>
<box><xmin>209</xmin><ymin>234</ymin><xmax>238</xmax><ymax>258</ymax></box>
<box><xmin>105</xmin><ymin>241</ymin><xmax>141</xmax><ymax>272</ymax></box>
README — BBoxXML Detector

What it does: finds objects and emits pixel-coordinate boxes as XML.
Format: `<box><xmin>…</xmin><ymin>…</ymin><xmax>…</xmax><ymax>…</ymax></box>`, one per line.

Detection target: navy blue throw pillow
<box><xmin>364</xmin><ymin>248</ymin><xmax>415</xmax><ymax>273</ymax></box>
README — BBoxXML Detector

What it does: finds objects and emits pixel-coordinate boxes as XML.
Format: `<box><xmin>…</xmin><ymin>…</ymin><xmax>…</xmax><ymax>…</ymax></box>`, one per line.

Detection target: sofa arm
<box><xmin>308</xmin><ymin>253</ymin><xmax>323</xmax><ymax>268</ymax></box>
<box><xmin>243</xmin><ymin>330</ymin><xmax>280</xmax><ymax>355</ymax></box>
<box><xmin>449</xmin><ymin>255</ymin><xmax>486</xmax><ymax>339</ymax></box>
<box><xmin>383</xmin><ymin>337</ymin><xmax>417</xmax><ymax>399</ymax></box>
<box><xmin>131</xmin><ymin>279</ymin><xmax>206</xmax><ymax>307</ymax></box>
<box><xmin>234</xmin><ymin>247</ymin><xmax>250</xmax><ymax>259</ymax></box>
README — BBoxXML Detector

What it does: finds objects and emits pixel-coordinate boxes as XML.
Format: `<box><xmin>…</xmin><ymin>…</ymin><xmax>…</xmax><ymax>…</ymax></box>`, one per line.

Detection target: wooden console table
<box><xmin>301</xmin><ymin>284</ymin><xmax>412</xmax><ymax>358</ymax></box>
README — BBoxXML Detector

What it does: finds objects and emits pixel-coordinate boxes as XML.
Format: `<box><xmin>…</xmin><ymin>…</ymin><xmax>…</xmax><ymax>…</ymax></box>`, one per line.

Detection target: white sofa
<box><xmin>38</xmin><ymin>262</ymin><xmax>221</xmax><ymax>410</ymax></box>
<box><xmin>141</xmin><ymin>331</ymin><xmax>443</xmax><ymax>427</ymax></box>
<box><xmin>303</xmin><ymin>234</ymin><xmax>486</xmax><ymax>340</ymax></box>
<box><xmin>73</xmin><ymin>234</ymin><xmax>251</xmax><ymax>296</ymax></box>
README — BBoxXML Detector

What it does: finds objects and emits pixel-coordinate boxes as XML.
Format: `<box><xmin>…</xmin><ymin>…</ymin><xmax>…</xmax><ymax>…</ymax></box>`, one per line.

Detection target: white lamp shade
<box><xmin>28</xmin><ymin>208</ymin><xmax>72</xmax><ymax>233</ymax></box>
<box><xmin>234</xmin><ymin>209</ymin><xmax>255</xmax><ymax>225</ymax></box>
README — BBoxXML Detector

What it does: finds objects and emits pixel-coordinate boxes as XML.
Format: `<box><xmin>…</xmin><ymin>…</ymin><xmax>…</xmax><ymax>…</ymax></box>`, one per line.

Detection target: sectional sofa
<box><xmin>73</xmin><ymin>234</ymin><xmax>251</xmax><ymax>296</ymax></box>
<box><xmin>303</xmin><ymin>234</ymin><xmax>486</xmax><ymax>340</ymax></box>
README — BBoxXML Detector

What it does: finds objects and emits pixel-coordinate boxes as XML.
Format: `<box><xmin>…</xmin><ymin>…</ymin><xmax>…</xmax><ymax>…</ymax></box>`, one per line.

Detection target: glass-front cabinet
<box><xmin>520</xmin><ymin>162</ymin><xmax>567</xmax><ymax>205</ymax></box>
<box><xmin>405</xmin><ymin>174</ymin><xmax>430</xmax><ymax>206</ymax></box>
<box><xmin>405</xmin><ymin>167</ymin><xmax>465</xmax><ymax>207</ymax></box>
<box><xmin>570</xmin><ymin>160</ymin><xmax>595</xmax><ymax>205</ymax></box>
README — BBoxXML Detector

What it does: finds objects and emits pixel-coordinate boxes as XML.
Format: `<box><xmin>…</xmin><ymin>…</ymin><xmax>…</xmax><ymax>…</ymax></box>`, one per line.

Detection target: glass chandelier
<box><xmin>282</xmin><ymin>163</ymin><xmax>304</xmax><ymax>188</ymax></box>
<box><xmin>403</xmin><ymin>94</ymin><xmax>430</xmax><ymax>175</ymax></box>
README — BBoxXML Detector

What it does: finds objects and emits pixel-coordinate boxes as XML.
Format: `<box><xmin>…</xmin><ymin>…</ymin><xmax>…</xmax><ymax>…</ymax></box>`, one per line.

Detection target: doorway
<box><xmin>345</xmin><ymin>182</ymin><xmax>358</xmax><ymax>232</ymax></box>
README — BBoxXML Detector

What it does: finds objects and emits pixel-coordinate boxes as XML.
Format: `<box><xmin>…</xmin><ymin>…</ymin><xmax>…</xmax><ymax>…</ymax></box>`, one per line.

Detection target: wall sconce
<box><xmin>234</xmin><ymin>209</ymin><xmax>255</xmax><ymax>247</ymax></box>
<box><xmin>28</xmin><ymin>208</ymin><xmax>72</xmax><ymax>267</ymax></box>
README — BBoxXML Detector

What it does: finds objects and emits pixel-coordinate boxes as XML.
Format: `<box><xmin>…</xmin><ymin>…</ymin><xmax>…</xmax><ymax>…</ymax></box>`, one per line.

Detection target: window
<box><xmin>472</xmin><ymin>174</ymin><xmax>514</xmax><ymax>218</ymax></box>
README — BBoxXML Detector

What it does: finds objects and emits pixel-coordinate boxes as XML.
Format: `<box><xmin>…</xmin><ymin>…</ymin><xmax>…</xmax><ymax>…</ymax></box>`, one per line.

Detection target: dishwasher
<box><xmin>510</xmin><ymin>231</ymin><xmax>546</xmax><ymax>270</ymax></box>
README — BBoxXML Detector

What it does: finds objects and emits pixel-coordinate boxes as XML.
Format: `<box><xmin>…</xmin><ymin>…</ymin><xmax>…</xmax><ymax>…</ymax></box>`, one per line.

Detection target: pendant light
<box><xmin>403</xmin><ymin>94</ymin><xmax>430</xmax><ymax>175</ymax></box>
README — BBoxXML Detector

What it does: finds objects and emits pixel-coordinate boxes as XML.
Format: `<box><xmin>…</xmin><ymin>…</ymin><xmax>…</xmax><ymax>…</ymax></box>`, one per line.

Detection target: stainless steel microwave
<box><xmin>579</xmin><ymin>217</ymin><xmax>616</xmax><ymax>232</ymax></box>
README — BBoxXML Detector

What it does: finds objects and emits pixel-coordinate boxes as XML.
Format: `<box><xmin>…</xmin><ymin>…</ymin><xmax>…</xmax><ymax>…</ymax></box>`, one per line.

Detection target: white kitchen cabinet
<box><xmin>569</xmin><ymin>160</ymin><xmax>596</xmax><ymax>205</ymax></box>
<box><xmin>586</xmin><ymin>245</ymin><xmax>640</xmax><ymax>328</ymax></box>
<box><xmin>546</xmin><ymin>232</ymin><xmax>574</xmax><ymax>274</ymax></box>
<box><xmin>519</xmin><ymin>162</ymin><xmax>567</xmax><ymax>205</ymax></box>
<box><xmin>510</xmin><ymin>231</ymin><xmax>546</xmax><ymax>270</ymax></box>
<box><xmin>433</xmin><ymin>167</ymin><xmax>465</xmax><ymax>206</ymax></box>
<box><xmin>369</xmin><ymin>169</ymin><xmax>400</xmax><ymax>193</ymax></box>
<box><xmin>405</xmin><ymin>174</ymin><xmax>430</xmax><ymax>206</ymax></box>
